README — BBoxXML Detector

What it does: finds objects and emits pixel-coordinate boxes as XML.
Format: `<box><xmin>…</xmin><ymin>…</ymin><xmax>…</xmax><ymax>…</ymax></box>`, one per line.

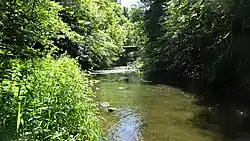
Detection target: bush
<box><xmin>0</xmin><ymin>55</ymin><xmax>101</xmax><ymax>140</ymax></box>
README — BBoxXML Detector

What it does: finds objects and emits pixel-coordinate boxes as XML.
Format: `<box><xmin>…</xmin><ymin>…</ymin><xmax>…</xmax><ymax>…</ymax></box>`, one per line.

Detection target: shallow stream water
<box><xmin>93</xmin><ymin>67</ymin><xmax>250</xmax><ymax>141</ymax></box>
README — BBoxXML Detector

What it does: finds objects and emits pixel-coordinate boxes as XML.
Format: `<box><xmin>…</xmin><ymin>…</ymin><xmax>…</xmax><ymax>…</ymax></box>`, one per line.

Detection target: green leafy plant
<box><xmin>57</xmin><ymin>0</ymin><xmax>129</xmax><ymax>69</ymax></box>
<box><xmin>0</xmin><ymin>55</ymin><xmax>101</xmax><ymax>140</ymax></box>
<box><xmin>141</xmin><ymin>0</ymin><xmax>250</xmax><ymax>101</ymax></box>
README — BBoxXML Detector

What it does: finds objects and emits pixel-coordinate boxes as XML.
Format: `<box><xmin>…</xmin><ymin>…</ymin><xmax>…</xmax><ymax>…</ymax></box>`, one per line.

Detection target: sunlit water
<box><xmin>93</xmin><ymin>68</ymin><xmax>250</xmax><ymax>141</ymax></box>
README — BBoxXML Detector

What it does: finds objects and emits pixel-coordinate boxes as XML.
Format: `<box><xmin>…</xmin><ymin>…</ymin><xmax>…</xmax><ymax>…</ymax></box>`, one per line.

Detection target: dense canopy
<box><xmin>141</xmin><ymin>0</ymin><xmax>250</xmax><ymax>103</ymax></box>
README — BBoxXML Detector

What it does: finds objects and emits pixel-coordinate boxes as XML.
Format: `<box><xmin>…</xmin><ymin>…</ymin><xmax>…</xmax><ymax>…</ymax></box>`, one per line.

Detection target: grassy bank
<box><xmin>0</xmin><ymin>55</ymin><xmax>101</xmax><ymax>140</ymax></box>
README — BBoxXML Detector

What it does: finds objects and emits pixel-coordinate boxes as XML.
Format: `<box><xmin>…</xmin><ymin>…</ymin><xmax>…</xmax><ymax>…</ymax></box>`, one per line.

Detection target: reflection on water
<box><xmin>108</xmin><ymin>108</ymin><xmax>142</xmax><ymax>141</ymax></box>
<box><xmin>94</xmin><ymin>68</ymin><xmax>250</xmax><ymax>141</ymax></box>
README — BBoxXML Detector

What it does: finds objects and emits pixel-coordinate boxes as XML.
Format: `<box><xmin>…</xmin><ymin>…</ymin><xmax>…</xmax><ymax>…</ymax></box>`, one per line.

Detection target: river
<box><xmin>93</xmin><ymin>67</ymin><xmax>250</xmax><ymax>141</ymax></box>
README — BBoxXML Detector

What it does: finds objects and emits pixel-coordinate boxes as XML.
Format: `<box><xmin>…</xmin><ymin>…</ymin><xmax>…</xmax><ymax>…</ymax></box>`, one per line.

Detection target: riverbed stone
<box><xmin>100</xmin><ymin>102</ymin><xmax>110</xmax><ymax>108</ymax></box>
<box><xmin>108</xmin><ymin>107</ymin><xmax>117</xmax><ymax>113</ymax></box>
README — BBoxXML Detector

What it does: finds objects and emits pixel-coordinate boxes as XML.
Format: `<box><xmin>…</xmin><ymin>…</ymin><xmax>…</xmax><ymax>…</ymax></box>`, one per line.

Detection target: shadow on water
<box><xmin>94</xmin><ymin>67</ymin><xmax>250</xmax><ymax>141</ymax></box>
<box><xmin>146</xmin><ymin>71</ymin><xmax>250</xmax><ymax>141</ymax></box>
<box><xmin>190</xmin><ymin>104</ymin><xmax>250</xmax><ymax>141</ymax></box>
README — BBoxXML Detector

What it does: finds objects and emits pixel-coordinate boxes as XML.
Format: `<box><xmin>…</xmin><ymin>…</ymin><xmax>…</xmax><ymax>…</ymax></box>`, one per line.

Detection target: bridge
<box><xmin>115</xmin><ymin>46</ymin><xmax>139</xmax><ymax>66</ymax></box>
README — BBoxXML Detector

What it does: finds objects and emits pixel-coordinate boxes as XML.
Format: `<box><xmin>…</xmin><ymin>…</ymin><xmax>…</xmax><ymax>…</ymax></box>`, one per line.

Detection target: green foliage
<box><xmin>143</xmin><ymin>0</ymin><xmax>238</xmax><ymax>78</ymax></box>
<box><xmin>0</xmin><ymin>0</ymin><xmax>141</xmax><ymax>140</ymax></box>
<box><xmin>58</xmin><ymin>0</ymin><xmax>129</xmax><ymax>69</ymax></box>
<box><xmin>142</xmin><ymin>0</ymin><xmax>250</xmax><ymax>99</ymax></box>
<box><xmin>0</xmin><ymin>0</ymin><xmax>133</xmax><ymax>69</ymax></box>
<box><xmin>0</xmin><ymin>0</ymin><xmax>81</xmax><ymax>58</ymax></box>
<box><xmin>123</xmin><ymin>5</ymin><xmax>148</xmax><ymax>61</ymax></box>
<box><xmin>0</xmin><ymin>55</ymin><xmax>101</xmax><ymax>140</ymax></box>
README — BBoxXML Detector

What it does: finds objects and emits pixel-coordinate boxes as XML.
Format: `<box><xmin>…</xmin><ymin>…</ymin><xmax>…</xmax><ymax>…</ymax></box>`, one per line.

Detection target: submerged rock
<box><xmin>99</xmin><ymin>102</ymin><xmax>117</xmax><ymax>113</ymax></box>
<box><xmin>118</xmin><ymin>87</ymin><xmax>128</xmax><ymax>90</ymax></box>
<box><xmin>100</xmin><ymin>102</ymin><xmax>110</xmax><ymax>108</ymax></box>
<box><xmin>108</xmin><ymin>107</ymin><xmax>117</xmax><ymax>113</ymax></box>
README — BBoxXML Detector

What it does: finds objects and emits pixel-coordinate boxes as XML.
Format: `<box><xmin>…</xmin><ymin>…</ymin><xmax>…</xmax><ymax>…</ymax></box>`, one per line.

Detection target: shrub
<box><xmin>0</xmin><ymin>55</ymin><xmax>101</xmax><ymax>140</ymax></box>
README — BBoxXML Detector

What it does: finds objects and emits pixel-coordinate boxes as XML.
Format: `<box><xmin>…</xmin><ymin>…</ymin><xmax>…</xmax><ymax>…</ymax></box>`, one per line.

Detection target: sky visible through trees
<box><xmin>121</xmin><ymin>0</ymin><xmax>140</xmax><ymax>7</ymax></box>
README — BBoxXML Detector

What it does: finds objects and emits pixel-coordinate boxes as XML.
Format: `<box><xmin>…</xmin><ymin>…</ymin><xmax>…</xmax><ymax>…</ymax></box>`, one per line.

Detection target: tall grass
<box><xmin>0</xmin><ymin>55</ymin><xmax>101</xmax><ymax>140</ymax></box>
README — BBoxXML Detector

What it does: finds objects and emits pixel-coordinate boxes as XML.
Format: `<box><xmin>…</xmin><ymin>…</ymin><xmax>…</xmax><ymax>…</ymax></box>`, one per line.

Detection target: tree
<box><xmin>56</xmin><ymin>0</ymin><xmax>129</xmax><ymax>69</ymax></box>
<box><xmin>141</xmin><ymin>0</ymin><xmax>250</xmax><ymax>102</ymax></box>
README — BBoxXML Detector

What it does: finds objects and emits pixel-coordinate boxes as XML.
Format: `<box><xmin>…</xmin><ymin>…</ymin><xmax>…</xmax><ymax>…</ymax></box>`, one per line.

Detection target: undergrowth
<box><xmin>0</xmin><ymin>55</ymin><xmax>101</xmax><ymax>140</ymax></box>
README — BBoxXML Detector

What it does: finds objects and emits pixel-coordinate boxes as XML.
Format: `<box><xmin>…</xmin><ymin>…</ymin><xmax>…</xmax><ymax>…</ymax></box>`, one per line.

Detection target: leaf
<box><xmin>51</xmin><ymin>132</ymin><xmax>62</xmax><ymax>139</ymax></box>
<box><xmin>17</xmin><ymin>102</ymin><xmax>21</xmax><ymax>132</ymax></box>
